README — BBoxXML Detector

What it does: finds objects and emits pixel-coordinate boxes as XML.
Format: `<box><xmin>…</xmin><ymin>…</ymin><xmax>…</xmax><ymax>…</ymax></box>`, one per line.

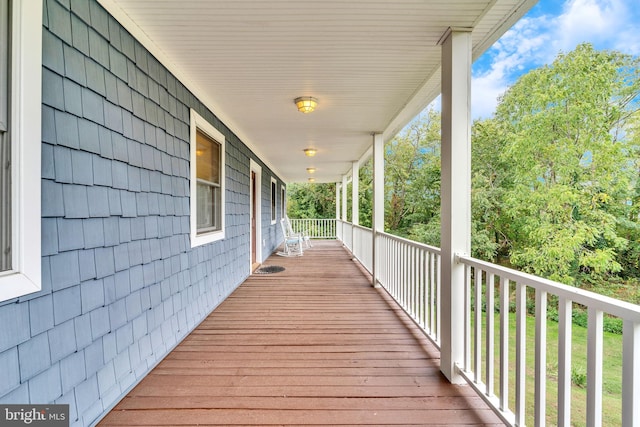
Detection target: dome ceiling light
<box><xmin>294</xmin><ymin>96</ymin><xmax>318</xmax><ymax>113</ymax></box>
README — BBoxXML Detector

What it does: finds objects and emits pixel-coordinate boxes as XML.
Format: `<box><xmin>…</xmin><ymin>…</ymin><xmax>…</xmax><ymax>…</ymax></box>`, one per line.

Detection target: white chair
<box><xmin>285</xmin><ymin>216</ymin><xmax>312</xmax><ymax>248</ymax></box>
<box><xmin>277</xmin><ymin>218</ymin><xmax>304</xmax><ymax>257</ymax></box>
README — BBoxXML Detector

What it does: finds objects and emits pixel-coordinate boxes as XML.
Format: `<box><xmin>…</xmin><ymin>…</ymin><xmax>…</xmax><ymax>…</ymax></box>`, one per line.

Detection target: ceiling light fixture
<box><xmin>294</xmin><ymin>96</ymin><xmax>318</xmax><ymax>113</ymax></box>
<box><xmin>303</xmin><ymin>148</ymin><xmax>317</xmax><ymax>157</ymax></box>
<box><xmin>306</xmin><ymin>167</ymin><xmax>316</xmax><ymax>174</ymax></box>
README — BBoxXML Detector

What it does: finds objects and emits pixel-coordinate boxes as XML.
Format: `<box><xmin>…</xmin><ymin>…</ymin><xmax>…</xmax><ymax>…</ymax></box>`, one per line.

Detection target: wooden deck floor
<box><xmin>98</xmin><ymin>241</ymin><xmax>502</xmax><ymax>426</ymax></box>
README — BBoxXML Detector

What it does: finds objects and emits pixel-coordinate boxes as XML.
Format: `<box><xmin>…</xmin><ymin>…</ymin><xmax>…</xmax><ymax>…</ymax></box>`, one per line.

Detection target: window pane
<box><xmin>271</xmin><ymin>181</ymin><xmax>276</xmax><ymax>221</ymax></box>
<box><xmin>195</xmin><ymin>128</ymin><xmax>222</xmax><ymax>233</ymax></box>
<box><xmin>196</xmin><ymin>183</ymin><xmax>221</xmax><ymax>232</ymax></box>
<box><xmin>196</xmin><ymin>129</ymin><xmax>220</xmax><ymax>184</ymax></box>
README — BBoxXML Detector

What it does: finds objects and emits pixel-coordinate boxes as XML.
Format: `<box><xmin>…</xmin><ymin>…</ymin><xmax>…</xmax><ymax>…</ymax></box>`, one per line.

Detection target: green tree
<box><xmin>286</xmin><ymin>183</ymin><xmax>336</xmax><ymax>219</ymax></box>
<box><xmin>385</xmin><ymin>109</ymin><xmax>441</xmax><ymax>235</ymax></box>
<box><xmin>358</xmin><ymin>159</ymin><xmax>373</xmax><ymax>228</ymax></box>
<box><xmin>469</xmin><ymin>119</ymin><xmax>512</xmax><ymax>261</ymax></box>
<box><xmin>494</xmin><ymin>43</ymin><xmax>640</xmax><ymax>284</ymax></box>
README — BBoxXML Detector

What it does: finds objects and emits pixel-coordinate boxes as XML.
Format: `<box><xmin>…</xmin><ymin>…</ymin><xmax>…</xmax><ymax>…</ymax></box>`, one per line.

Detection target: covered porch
<box><xmin>98</xmin><ymin>241</ymin><xmax>501</xmax><ymax>426</ymax></box>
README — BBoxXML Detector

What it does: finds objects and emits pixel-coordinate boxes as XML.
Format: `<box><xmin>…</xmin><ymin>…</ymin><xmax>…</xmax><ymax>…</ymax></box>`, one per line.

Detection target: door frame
<box><xmin>249</xmin><ymin>159</ymin><xmax>262</xmax><ymax>272</ymax></box>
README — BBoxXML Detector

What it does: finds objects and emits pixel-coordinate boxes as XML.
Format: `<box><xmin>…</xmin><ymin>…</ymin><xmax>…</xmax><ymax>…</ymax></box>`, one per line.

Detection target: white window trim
<box><xmin>190</xmin><ymin>109</ymin><xmax>225</xmax><ymax>247</ymax></box>
<box><xmin>270</xmin><ymin>177</ymin><xmax>277</xmax><ymax>225</ymax></box>
<box><xmin>0</xmin><ymin>0</ymin><xmax>42</xmax><ymax>302</ymax></box>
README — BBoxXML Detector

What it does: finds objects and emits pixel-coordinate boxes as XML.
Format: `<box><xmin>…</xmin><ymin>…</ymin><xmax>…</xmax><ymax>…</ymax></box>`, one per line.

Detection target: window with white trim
<box><xmin>0</xmin><ymin>0</ymin><xmax>42</xmax><ymax>302</ymax></box>
<box><xmin>190</xmin><ymin>109</ymin><xmax>226</xmax><ymax>247</ymax></box>
<box><xmin>270</xmin><ymin>177</ymin><xmax>277</xmax><ymax>224</ymax></box>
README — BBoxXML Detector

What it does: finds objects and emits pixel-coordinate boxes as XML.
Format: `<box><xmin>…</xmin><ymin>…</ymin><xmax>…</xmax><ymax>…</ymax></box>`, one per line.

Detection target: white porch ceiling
<box><xmin>99</xmin><ymin>0</ymin><xmax>536</xmax><ymax>183</ymax></box>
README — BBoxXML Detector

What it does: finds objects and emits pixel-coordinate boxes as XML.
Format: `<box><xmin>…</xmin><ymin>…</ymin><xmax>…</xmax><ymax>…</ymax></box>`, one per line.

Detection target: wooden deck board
<box><xmin>98</xmin><ymin>241</ymin><xmax>502</xmax><ymax>426</ymax></box>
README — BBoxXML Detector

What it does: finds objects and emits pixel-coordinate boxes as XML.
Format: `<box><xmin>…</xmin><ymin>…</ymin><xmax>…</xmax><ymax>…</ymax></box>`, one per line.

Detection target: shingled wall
<box><xmin>0</xmin><ymin>0</ymin><xmax>285</xmax><ymax>425</ymax></box>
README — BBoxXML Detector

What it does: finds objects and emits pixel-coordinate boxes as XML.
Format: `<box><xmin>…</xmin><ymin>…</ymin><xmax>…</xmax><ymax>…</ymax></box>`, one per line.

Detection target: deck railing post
<box><xmin>372</xmin><ymin>133</ymin><xmax>384</xmax><ymax>288</ymax></box>
<box><xmin>438</xmin><ymin>27</ymin><xmax>472</xmax><ymax>384</ymax></box>
<box><xmin>352</xmin><ymin>160</ymin><xmax>359</xmax><ymax>226</ymax></box>
<box><xmin>352</xmin><ymin>160</ymin><xmax>359</xmax><ymax>257</ymax></box>
<box><xmin>335</xmin><ymin>182</ymin><xmax>341</xmax><ymax>222</ymax></box>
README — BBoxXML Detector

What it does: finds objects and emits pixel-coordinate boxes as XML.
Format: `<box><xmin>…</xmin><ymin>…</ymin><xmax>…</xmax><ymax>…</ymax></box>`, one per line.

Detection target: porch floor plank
<box><xmin>98</xmin><ymin>241</ymin><xmax>502</xmax><ymax>426</ymax></box>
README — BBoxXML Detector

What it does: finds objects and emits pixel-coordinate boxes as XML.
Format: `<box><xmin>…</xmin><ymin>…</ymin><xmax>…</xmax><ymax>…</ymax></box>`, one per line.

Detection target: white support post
<box><xmin>336</xmin><ymin>182</ymin><xmax>341</xmax><ymax>240</ymax></box>
<box><xmin>372</xmin><ymin>133</ymin><xmax>384</xmax><ymax>288</ymax></box>
<box><xmin>439</xmin><ymin>27</ymin><xmax>472</xmax><ymax>384</ymax></box>
<box><xmin>341</xmin><ymin>175</ymin><xmax>348</xmax><ymax>222</ymax></box>
<box><xmin>336</xmin><ymin>182</ymin><xmax>341</xmax><ymax>220</ymax></box>
<box><xmin>352</xmin><ymin>160</ymin><xmax>359</xmax><ymax>226</ymax></box>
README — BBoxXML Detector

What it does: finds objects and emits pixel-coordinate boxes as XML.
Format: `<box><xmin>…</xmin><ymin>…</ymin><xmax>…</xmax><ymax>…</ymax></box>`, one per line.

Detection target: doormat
<box><xmin>254</xmin><ymin>265</ymin><xmax>286</xmax><ymax>274</ymax></box>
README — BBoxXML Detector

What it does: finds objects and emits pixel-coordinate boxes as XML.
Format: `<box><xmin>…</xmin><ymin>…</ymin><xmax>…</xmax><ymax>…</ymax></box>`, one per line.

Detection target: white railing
<box><xmin>352</xmin><ymin>225</ymin><xmax>373</xmax><ymax>273</ymax></box>
<box><xmin>342</xmin><ymin>222</ymin><xmax>353</xmax><ymax>251</ymax></box>
<box><xmin>377</xmin><ymin>232</ymin><xmax>442</xmax><ymax>346</ymax></box>
<box><xmin>304</xmin><ymin>218</ymin><xmax>639</xmax><ymax>426</ymax></box>
<box><xmin>457</xmin><ymin>255</ymin><xmax>640</xmax><ymax>427</ymax></box>
<box><xmin>289</xmin><ymin>218</ymin><xmax>336</xmax><ymax>239</ymax></box>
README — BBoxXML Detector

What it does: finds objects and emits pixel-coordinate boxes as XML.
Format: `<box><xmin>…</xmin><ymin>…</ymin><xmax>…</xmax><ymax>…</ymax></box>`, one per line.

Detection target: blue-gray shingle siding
<box><xmin>0</xmin><ymin>0</ymin><xmax>287</xmax><ymax>425</ymax></box>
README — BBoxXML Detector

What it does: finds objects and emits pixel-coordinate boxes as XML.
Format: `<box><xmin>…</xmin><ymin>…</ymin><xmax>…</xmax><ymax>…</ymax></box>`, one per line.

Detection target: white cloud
<box><xmin>556</xmin><ymin>0</ymin><xmax>626</xmax><ymax>51</ymax></box>
<box><xmin>472</xmin><ymin>15</ymin><xmax>552</xmax><ymax>119</ymax></box>
<box><xmin>470</xmin><ymin>0</ymin><xmax>640</xmax><ymax>119</ymax></box>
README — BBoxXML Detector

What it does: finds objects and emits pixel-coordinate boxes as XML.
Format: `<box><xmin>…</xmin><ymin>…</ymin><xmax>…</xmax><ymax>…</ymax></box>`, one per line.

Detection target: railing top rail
<box><xmin>379</xmin><ymin>231</ymin><xmax>441</xmax><ymax>255</ymax></box>
<box><xmin>457</xmin><ymin>254</ymin><xmax>640</xmax><ymax>322</ymax></box>
<box><xmin>352</xmin><ymin>223</ymin><xmax>372</xmax><ymax>233</ymax></box>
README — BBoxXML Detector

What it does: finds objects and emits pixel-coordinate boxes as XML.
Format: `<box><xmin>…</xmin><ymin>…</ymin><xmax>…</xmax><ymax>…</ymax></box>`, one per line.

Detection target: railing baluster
<box><xmin>557</xmin><ymin>297</ymin><xmax>572</xmax><ymax>427</ymax></box>
<box><xmin>400</xmin><ymin>242</ymin><xmax>405</xmax><ymax>308</ymax></box>
<box><xmin>499</xmin><ymin>277</ymin><xmax>509</xmax><ymax>412</ymax></box>
<box><xmin>587</xmin><ymin>307</ymin><xmax>603</xmax><ymax>427</ymax></box>
<box><xmin>535</xmin><ymin>289</ymin><xmax>547</xmax><ymax>426</ymax></box>
<box><xmin>412</xmin><ymin>247</ymin><xmax>421</xmax><ymax>320</ymax></box>
<box><xmin>515</xmin><ymin>282</ymin><xmax>526</xmax><ymax>426</ymax></box>
<box><xmin>622</xmin><ymin>320</ymin><xmax>639</xmax><ymax>427</ymax></box>
<box><xmin>393</xmin><ymin>240</ymin><xmax>398</xmax><ymax>298</ymax></box>
<box><xmin>419</xmin><ymin>250</ymin><xmax>429</xmax><ymax>330</ymax></box>
<box><xmin>409</xmin><ymin>245</ymin><xmax>414</xmax><ymax>315</ymax></box>
<box><xmin>464</xmin><ymin>263</ymin><xmax>471</xmax><ymax>372</ymax></box>
<box><xmin>436</xmin><ymin>253</ymin><xmax>441</xmax><ymax>343</ymax></box>
<box><xmin>474</xmin><ymin>267</ymin><xmax>483</xmax><ymax>384</ymax></box>
<box><xmin>430</xmin><ymin>252</ymin><xmax>435</xmax><ymax>335</ymax></box>
<box><xmin>486</xmin><ymin>272</ymin><xmax>495</xmax><ymax>396</ymax></box>
<box><xmin>403</xmin><ymin>245</ymin><xmax>413</xmax><ymax>317</ymax></box>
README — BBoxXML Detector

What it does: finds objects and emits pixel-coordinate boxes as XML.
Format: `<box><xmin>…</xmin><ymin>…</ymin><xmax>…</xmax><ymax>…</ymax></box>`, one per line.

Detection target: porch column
<box><xmin>439</xmin><ymin>28</ymin><xmax>472</xmax><ymax>384</ymax></box>
<box><xmin>336</xmin><ymin>182</ymin><xmax>341</xmax><ymax>220</ymax></box>
<box><xmin>371</xmin><ymin>133</ymin><xmax>384</xmax><ymax>288</ymax></box>
<box><xmin>336</xmin><ymin>182</ymin><xmax>341</xmax><ymax>240</ymax></box>
<box><xmin>351</xmin><ymin>160</ymin><xmax>359</xmax><ymax>226</ymax></box>
<box><xmin>341</xmin><ymin>175</ymin><xmax>348</xmax><ymax>222</ymax></box>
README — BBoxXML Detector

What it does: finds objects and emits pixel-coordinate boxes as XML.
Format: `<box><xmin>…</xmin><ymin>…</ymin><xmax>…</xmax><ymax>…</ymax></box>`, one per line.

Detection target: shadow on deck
<box><xmin>98</xmin><ymin>240</ymin><xmax>502</xmax><ymax>426</ymax></box>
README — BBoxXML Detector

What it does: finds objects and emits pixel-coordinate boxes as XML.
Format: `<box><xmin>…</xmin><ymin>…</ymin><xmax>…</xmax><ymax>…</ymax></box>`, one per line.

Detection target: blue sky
<box><xmin>470</xmin><ymin>0</ymin><xmax>640</xmax><ymax>119</ymax></box>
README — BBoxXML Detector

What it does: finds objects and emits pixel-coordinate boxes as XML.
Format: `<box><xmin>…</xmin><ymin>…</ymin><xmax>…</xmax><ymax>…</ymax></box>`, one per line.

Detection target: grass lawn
<box><xmin>472</xmin><ymin>308</ymin><xmax>623</xmax><ymax>426</ymax></box>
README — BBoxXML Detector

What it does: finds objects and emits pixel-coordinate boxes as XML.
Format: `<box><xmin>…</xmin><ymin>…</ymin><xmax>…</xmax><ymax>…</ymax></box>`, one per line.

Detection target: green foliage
<box><xmin>286</xmin><ymin>182</ymin><xmax>336</xmax><ymax>219</ymax></box>
<box><xmin>358</xmin><ymin>159</ymin><xmax>373</xmax><ymax>228</ymax></box>
<box><xmin>571</xmin><ymin>366</ymin><xmax>587</xmax><ymax>388</ymax></box>
<box><xmin>384</xmin><ymin>108</ymin><xmax>441</xmax><ymax>234</ymax></box>
<box><xmin>493</xmin><ymin>43</ymin><xmax>640</xmax><ymax>284</ymax></box>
